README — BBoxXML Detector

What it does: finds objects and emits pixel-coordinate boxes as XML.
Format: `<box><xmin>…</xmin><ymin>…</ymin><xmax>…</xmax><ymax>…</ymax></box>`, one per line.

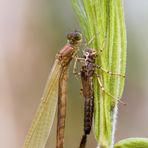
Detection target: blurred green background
<box><xmin>0</xmin><ymin>0</ymin><xmax>148</xmax><ymax>148</ymax></box>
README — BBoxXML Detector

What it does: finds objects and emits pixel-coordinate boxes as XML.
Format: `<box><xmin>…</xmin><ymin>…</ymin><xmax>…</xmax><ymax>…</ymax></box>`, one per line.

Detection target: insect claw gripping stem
<box><xmin>95</xmin><ymin>74</ymin><xmax>119</xmax><ymax>101</ymax></box>
<box><xmin>95</xmin><ymin>73</ymin><xmax>126</xmax><ymax>105</ymax></box>
<box><xmin>95</xmin><ymin>63</ymin><xmax>126</xmax><ymax>105</ymax></box>
<box><xmin>96</xmin><ymin>65</ymin><xmax>125</xmax><ymax>78</ymax></box>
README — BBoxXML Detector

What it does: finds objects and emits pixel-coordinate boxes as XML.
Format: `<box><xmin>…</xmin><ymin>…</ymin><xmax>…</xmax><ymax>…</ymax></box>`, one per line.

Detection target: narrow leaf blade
<box><xmin>114</xmin><ymin>138</ymin><xmax>148</xmax><ymax>148</ymax></box>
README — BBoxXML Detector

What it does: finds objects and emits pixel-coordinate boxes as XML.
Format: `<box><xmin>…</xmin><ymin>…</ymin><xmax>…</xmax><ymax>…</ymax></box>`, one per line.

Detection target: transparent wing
<box><xmin>23</xmin><ymin>59</ymin><xmax>61</xmax><ymax>148</ymax></box>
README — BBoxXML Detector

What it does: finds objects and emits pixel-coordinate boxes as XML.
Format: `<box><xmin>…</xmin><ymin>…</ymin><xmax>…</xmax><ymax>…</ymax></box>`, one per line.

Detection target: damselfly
<box><xmin>23</xmin><ymin>31</ymin><xmax>82</xmax><ymax>148</ymax></box>
<box><xmin>74</xmin><ymin>48</ymin><xmax>125</xmax><ymax>148</ymax></box>
<box><xmin>79</xmin><ymin>49</ymin><xmax>96</xmax><ymax>148</ymax></box>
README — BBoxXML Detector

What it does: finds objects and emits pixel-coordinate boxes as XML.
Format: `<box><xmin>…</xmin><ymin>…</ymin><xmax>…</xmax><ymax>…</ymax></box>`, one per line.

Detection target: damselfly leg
<box><xmin>95</xmin><ymin>73</ymin><xmax>126</xmax><ymax>105</ymax></box>
<box><xmin>96</xmin><ymin>65</ymin><xmax>125</xmax><ymax>78</ymax></box>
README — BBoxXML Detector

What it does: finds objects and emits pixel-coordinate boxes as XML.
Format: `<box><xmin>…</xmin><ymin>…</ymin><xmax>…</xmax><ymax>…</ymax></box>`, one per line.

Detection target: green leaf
<box><xmin>114</xmin><ymin>138</ymin><xmax>148</xmax><ymax>148</ymax></box>
<box><xmin>72</xmin><ymin>0</ymin><xmax>126</xmax><ymax>147</ymax></box>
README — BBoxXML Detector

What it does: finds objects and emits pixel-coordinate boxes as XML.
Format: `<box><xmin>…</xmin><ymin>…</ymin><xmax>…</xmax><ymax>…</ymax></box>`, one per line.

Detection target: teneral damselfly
<box><xmin>23</xmin><ymin>31</ymin><xmax>82</xmax><ymax>148</ymax></box>
<box><xmin>78</xmin><ymin>49</ymin><xmax>96</xmax><ymax>148</ymax></box>
<box><xmin>75</xmin><ymin>48</ymin><xmax>125</xmax><ymax>148</ymax></box>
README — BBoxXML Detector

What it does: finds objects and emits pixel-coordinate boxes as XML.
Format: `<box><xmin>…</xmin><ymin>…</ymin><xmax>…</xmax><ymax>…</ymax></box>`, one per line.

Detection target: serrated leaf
<box><xmin>114</xmin><ymin>138</ymin><xmax>148</xmax><ymax>148</ymax></box>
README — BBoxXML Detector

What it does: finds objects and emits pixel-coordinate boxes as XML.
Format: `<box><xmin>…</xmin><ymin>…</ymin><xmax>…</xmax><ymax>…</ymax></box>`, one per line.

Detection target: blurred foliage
<box><xmin>114</xmin><ymin>138</ymin><xmax>148</xmax><ymax>148</ymax></box>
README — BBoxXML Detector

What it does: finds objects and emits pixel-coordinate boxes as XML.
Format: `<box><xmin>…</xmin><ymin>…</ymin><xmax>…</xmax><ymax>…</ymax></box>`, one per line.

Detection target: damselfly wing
<box><xmin>24</xmin><ymin>59</ymin><xmax>61</xmax><ymax>148</ymax></box>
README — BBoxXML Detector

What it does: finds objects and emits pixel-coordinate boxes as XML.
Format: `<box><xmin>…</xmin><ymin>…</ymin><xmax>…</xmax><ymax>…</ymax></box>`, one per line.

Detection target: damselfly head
<box><xmin>84</xmin><ymin>48</ymin><xmax>97</xmax><ymax>58</ymax></box>
<box><xmin>67</xmin><ymin>31</ymin><xmax>82</xmax><ymax>45</ymax></box>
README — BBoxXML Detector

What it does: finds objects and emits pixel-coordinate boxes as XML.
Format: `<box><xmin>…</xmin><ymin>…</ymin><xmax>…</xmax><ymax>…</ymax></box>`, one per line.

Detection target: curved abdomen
<box><xmin>84</xmin><ymin>96</ymin><xmax>94</xmax><ymax>135</ymax></box>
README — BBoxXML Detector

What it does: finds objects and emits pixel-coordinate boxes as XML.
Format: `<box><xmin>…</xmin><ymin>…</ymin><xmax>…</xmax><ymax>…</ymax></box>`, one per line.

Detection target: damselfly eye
<box><xmin>67</xmin><ymin>31</ymin><xmax>82</xmax><ymax>44</ymax></box>
<box><xmin>74</xmin><ymin>32</ymin><xmax>82</xmax><ymax>41</ymax></box>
